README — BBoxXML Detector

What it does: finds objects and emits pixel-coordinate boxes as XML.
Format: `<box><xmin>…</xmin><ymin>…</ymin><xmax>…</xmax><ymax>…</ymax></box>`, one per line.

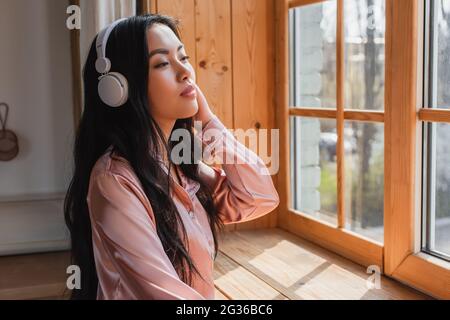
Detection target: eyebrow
<box><xmin>148</xmin><ymin>44</ymin><xmax>184</xmax><ymax>59</ymax></box>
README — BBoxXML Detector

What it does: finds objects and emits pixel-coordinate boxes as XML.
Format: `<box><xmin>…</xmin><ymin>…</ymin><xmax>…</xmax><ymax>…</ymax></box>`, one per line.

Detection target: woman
<box><xmin>64</xmin><ymin>14</ymin><xmax>279</xmax><ymax>300</ymax></box>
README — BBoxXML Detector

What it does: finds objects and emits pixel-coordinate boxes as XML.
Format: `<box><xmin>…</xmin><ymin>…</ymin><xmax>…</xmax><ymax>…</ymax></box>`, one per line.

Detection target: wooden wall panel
<box><xmin>150</xmin><ymin>0</ymin><xmax>277</xmax><ymax>230</ymax></box>
<box><xmin>195</xmin><ymin>0</ymin><xmax>233</xmax><ymax>127</ymax></box>
<box><xmin>231</xmin><ymin>0</ymin><xmax>277</xmax><ymax>230</ymax></box>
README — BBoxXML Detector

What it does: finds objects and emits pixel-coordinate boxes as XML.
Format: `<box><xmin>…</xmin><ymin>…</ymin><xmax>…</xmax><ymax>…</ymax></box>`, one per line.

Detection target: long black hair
<box><xmin>64</xmin><ymin>14</ymin><xmax>223</xmax><ymax>300</ymax></box>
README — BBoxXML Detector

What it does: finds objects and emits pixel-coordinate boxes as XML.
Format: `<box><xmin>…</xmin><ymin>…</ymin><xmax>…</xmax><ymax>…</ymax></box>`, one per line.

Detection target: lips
<box><xmin>180</xmin><ymin>84</ymin><xmax>196</xmax><ymax>97</ymax></box>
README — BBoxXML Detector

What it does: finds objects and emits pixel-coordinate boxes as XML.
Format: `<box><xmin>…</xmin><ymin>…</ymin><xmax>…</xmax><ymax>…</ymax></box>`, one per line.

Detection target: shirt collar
<box><xmin>156</xmin><ymin>156</ymin><xmax>201</xmax><ymax>210</ymax></box>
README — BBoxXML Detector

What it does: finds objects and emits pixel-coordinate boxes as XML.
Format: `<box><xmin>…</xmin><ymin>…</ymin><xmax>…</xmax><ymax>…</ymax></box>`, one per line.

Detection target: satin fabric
<box><xmin>86</xmin><ymin>114</ymin><xmax>279</xmax><ymax>299</ymax></box>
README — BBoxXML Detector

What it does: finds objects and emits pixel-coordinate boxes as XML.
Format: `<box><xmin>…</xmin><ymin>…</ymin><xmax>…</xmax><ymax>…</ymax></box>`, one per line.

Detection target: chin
<box><xmin>179</xmin><ymin>103</ymin><xmax>198</xmax><ymax>119</ymax></box>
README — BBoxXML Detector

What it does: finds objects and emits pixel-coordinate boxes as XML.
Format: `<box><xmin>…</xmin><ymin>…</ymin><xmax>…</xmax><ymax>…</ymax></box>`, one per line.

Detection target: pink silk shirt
<box><xmin>86</xmin><ymin>114</ymin><xmax>279</xmax><ymax>300</ymax></box>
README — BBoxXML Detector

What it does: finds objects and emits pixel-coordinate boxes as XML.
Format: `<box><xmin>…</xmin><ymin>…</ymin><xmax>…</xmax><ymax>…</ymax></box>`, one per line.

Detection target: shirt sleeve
<box><xmin>87</xmin><ymin>171</ymin><xmax>206</xmax><ymax>300</ymax></box>
<box><xmin>196</xmin><ymin>114</ymin><xmax>280</xmax><ymax>225</ymax></box>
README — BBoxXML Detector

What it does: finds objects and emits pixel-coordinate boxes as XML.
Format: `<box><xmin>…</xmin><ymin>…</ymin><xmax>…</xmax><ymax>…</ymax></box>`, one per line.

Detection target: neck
<box><xmin>154</xmin><ymin>118</ymin><xmax>176</xmax><ymax>166</ymax></box>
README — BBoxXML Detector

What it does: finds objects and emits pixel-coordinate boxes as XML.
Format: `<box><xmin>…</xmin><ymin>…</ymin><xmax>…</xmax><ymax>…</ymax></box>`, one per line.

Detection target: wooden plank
<box><xmin>0</xmin><ymin>251</ymin><xmax>71</xmax><ymax>300</ymax></box>
<box><xmin>219</xmin><ymin>229</ymin><xmax>430</xmax><ymax>300</ymax></box>
<box><xmin>289</xmin><ymin>107</ymin><xmax>337</xmax><ymax>119</ymax></box>
<box><xmin>231</xmin><ymin>0</ymin><xmax>278</xmax><ymax>230</ymax></box>
<box><xmin>195</xmin><ymin>0</ymin><xmax>233</xmax><ymax>128</ymax></box>
<box><xmin>289</xmin><ymin>108</ymin><xmax>384</xmax><ymax>122</ymax></box>
<box><xmin>336</xmin><ymin>0</ymin><xmax>345</xmax><ymax>228</ymax></box>
<box><xmin>284</xmin><ymin>209</ymin><xmax>383</xmax><ymax>269</ymax></box>
<box><xmin>418</xmin><ymin>108</ymin><xmax>450</xmax><ymax>123</ymax></box>
<box><xmin>157</xmin><ymin>0</ymin><xmax>197</xmax><ymax>75</ymax></box>
<box><xmin>289</xmin><ymin>0</ymin><xmax>326</xmax><ymax>9</ymax></box>
<box><xmin>392</xmin><ymin>253</ymin><xmax>450</xmax><ymax>299</ymax></box>
<box><xmin>221</xmin><ymin>232</ymin><xmax>328</xmax><ymax>300</ymax></box>
<box><xmin>138</xmin><ymin>0</ymin><xmax>155</xmax><ymax>14</ymax></box>
<box><xmin>384</xmin><ymin>0</ymin><xmax>418</xmax><ymax>275</ymax></box>
<box><xmin>214</xmin><ymin>286</ymin><xmax>230</xmax><ymax>300</ymax></box>
<box><xmin>344</xmin><ymin>110</ymin><xmax>384</xmax><ymax>122</ymax></box>
<box><xmin>214</xmin><ymin>252</ymin><xmax>288</xmax><ymax>300</ymax></box>
<box><xmin>275</xmin><ymin>0</ymin><xmax>291</xmax><ymax>230</ymax></box>
<box><xmin>1</xmin><ymin>283</ymin><xmax>68</xmax><ymax>300</ymax></box>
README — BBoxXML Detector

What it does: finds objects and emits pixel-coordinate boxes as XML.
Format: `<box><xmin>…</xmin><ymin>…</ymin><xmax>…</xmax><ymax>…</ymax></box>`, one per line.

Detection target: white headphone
<box><xmin>95</xmin><ymin>18</ymin><xmax>129</xmax><ymax>108</ymax></box>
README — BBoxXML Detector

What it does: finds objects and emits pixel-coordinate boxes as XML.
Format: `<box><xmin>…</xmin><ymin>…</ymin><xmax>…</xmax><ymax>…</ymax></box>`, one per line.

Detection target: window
<box><xmin>288</xmin><ymin>0</ymin><xmax>385</xmax><ymax>243</ymax></box>
<box><xmin>422</xmin><ymin>0</ymin><xmax>450</xmax><ymax>261</ymax></box>
<box><xmin>279</xmin><ymin>0</ymin><xmax>449</xmax><ymax>298</ymax></box>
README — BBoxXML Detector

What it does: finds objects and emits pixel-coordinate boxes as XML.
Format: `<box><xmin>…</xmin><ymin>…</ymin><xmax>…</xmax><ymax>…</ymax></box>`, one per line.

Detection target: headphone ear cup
<box><xmin>95</xmin><ymin>57</ymin><xmax>111</xmax><ymax>74</ymax></box>
<box><xmin>98</xmin><ymin>72</ymin><xmax>129</xmax><ymax>107</ymax></box>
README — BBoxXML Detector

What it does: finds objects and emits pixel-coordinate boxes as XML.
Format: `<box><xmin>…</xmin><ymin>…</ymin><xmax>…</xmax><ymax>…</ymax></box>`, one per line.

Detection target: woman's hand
<box><xmin>193</xmin><ymin>83</ymin><xmax>215</xmax><ymax>126</ymax></box>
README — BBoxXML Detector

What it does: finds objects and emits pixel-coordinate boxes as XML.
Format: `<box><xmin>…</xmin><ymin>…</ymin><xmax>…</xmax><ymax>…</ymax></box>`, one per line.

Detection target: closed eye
<box><xmin>155</xmin><ymin>62</ymin><xmax>168</xmax><ymax>68</ymax></box>
<box><xmin>155</xmin><ymin>56</ymin><xmax>190</xmax><ymax>69</ymax></box>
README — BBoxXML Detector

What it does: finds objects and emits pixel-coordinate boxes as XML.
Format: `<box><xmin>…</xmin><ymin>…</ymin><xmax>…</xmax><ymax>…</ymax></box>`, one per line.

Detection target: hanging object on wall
<box><xmin>0</xmin><ymin>103</ymin><xmax>19</xmax><ymax>161</ymax></box>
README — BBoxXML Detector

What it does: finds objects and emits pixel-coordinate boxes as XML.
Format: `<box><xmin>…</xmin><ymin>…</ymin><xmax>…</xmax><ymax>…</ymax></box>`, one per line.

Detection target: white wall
<box><xmin>0</xmin><ymin>0</ymin><xmax>74</xmax><ymax>254</ymax></box>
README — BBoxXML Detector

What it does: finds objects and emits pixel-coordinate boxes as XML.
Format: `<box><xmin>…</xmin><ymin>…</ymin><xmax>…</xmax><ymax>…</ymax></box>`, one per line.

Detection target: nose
<box><xmin>176</xmin><ymin>61</ymin><xmax>193</xmax><ymax>83</ymax></box>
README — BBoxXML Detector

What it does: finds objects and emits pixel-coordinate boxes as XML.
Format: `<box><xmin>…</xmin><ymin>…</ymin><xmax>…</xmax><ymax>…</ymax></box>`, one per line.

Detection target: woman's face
<box><xmin>146</xmin><ymin>24</ymin><xmax>198</xmax><ymax>123</ymax></box>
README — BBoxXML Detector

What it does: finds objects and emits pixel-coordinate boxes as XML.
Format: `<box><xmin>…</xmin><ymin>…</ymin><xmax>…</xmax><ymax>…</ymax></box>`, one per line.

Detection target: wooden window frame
<box><xmin>276</xmin><ymin>0</ymin><xmax>450</xmax><ymax>299</ymax></box>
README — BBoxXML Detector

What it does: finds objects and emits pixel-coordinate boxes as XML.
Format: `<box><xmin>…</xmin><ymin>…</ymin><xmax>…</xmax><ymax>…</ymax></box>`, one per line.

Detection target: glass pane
<box><xmin>289</xmin><ymin>1</ymin><xmax>337</xmax><ymax>109</ymax></box>
<box><xmin>423</xmin><ymin>122</ymin><xmax>450</xmax><ymax>258</ymax></box>
<box><xmin>436</xmin><ymin>0</ymin><xmax>450</xmax><ymax>108</ymax></box>
<box><xmin>434</xmin><ymin>123</ymin><xmax>450</xmax><ymax>255</ymax></box>
<box><xmin>344</xmin><ymin>121</ymin><xmax>384</xmax><ymax>242</ymax></box>
<box><xmin>344</xmin><ymin>0</ymin><xmax>385</xmax><ymax>110</ymax></box>
<box><xmin>290</xmin><ymin>117</ymin><xmax>337</xmax><ymax>225</ymax></box>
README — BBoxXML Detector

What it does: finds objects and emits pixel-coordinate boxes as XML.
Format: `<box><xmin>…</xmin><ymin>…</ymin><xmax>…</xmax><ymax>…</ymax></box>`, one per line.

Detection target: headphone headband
<box><xmin>95</xmin><ymin>18</ymin><xmax>127</xmax><ymax>74</ymax></box>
